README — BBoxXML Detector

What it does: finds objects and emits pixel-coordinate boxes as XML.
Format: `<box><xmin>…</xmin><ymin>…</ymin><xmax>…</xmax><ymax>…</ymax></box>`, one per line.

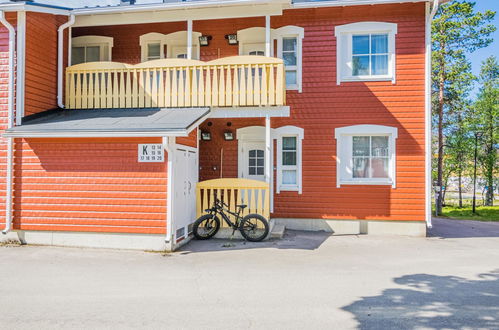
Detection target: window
<box><xmin>139</xmin><ymin>31</ymin><xmax>200</xmax><ymax>62</ymax></box>
<box><xmin>335</xmin><ymin>125</ymin><xmax>398</xmax><ymax>188</ymax></box>
<box><xmin>275</xmin><ymin>126</ymin><xmax>304</xmax><ymax>193</ymax></box>
<box><xmin>249</xmin><ymin>149</ymin><xmax>265</xmax><ymax>176</ymax></box>
<box><xmin>274</xmin><ymin>26</ymin><xmax>304</xmax><ymax>92</ymax></box>
<box><xmin>282</xmin><ymin>37</ymin><xmax>298</xmax><ymax>87</ymax></box>
<box><xmin>237</xmin><ymin>26</ymin><xmax>304</xmax><ymax>92</ymax></box>
<box><xmin>71</xmin><ymin>36</ymin><xmax>113</xmax><ymax>65</ymax></box>
<box><xmin>335</xmin><ymin>22</ymin><xmax>397</xmax><ymax>84</ymax></box>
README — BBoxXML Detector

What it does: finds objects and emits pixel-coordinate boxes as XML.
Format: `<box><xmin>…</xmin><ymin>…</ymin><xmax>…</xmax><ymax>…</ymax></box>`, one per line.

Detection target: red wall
<box><xmin>24</xmin><ymin>13</ymin><xmax>67</xmax><ymax>116</ymax></box>
<box><xmin>13</xmin><ymin>138</ymin><xmax>168</xmax><ymax>234</ymax></box>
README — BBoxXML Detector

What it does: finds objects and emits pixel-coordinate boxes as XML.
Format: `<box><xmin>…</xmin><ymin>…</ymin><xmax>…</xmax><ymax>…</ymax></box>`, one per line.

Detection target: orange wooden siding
<box><xmin>12</xmin><ymin>138</ymin><xmax>168</xmax><ymax>234</ymax></box>
<box><xmin>24</xmin><ymin>13</ymin><xmax>67</xmax><ymax>116</ymax></box>
<box><xmin>176</xmin><ymin>129</ymin><xmax>198</xmax><ymax>148</ymax></box>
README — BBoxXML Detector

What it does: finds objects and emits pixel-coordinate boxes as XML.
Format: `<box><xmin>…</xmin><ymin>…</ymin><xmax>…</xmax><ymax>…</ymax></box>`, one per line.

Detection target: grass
<box><xmin>441</xmin><ymin>206</ymin><xmax>499</xmax><ymax>222</ymax></box>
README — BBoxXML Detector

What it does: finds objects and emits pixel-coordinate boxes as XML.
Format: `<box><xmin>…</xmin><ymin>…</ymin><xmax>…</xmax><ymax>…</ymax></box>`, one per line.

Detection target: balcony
<box><xmin>65</xmin><ymin>56</ymin><xmax>286</xmax><ymax>110</ymax></box>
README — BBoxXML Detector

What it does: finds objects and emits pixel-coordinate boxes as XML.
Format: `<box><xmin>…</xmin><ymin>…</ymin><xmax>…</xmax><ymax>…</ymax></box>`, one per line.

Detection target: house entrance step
<box><xmin>269</xmin><ymin>223</ymin><xmax>286</xmax><ymax>239</ymax></box>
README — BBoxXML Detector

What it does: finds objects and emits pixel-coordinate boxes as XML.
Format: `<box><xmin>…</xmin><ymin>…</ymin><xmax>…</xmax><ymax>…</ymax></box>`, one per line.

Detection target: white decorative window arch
<box><xmin>139</xmin><ymin>31</ymin><xmax>201</xmax><ymax>62</ymax></box>
<box><xmin>335</xmin><ymin>124</ymin><xmax>398</xmax><ymax>188</ymax></box>
<box><xmin>334</xmin><ymin>22</ymin><xmax>397</xmax><ymax>85</ymax></box>
<box><xmin>274</xmin><ymin>125</ymin><xmax>304</xmax><ymax>193</ymax></box>
<box><xmin>71</xmin><ymin>35</ymin><xmax>113</xmax><ymax>65</ymax></box>
<box><xmin>237</xmin><ymin>25</ymin><xmax>304</xmax><ymax>92</ymax></box>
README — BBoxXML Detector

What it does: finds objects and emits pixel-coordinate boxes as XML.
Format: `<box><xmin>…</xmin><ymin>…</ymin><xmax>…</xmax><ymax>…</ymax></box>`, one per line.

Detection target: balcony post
<box><xmin>265</xmin><ymin>15</ymin><xmax>271</xmax><ymax>57</ymax></box>
<box><xmin>187</xmin><ymin>19</ymin><xmax>193</xmax><ymax>60</ymax></box>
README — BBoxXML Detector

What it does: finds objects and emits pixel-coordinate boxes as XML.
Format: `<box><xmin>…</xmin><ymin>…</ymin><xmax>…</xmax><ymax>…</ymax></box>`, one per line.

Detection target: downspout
<box><xmin>57</xmin><ymin>14</ymin><xmax>75</xmax><ymax>108</ymax></box>
<box><xmin>425</xmin><ymin>0</ymin><xmax>439</xmax><ymax>228</ymax></box>
<box><xmin>0</xmin><ymin>11</ymin><xmax>16</xmax><ymax>234</ymax></box>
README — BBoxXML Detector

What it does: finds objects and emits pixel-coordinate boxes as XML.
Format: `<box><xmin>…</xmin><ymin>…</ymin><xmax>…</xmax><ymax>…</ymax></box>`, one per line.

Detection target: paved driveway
<box><xmin>0</xmin><ymin>219</ymin><xmax>498</xmax><ymax>329</ymax></box>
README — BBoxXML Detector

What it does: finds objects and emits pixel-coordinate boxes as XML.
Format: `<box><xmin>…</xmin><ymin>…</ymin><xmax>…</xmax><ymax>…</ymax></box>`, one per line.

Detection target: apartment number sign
<box><xmin>138</xmin><ymin>144</ymin><xmax>165</xmax><ymax>162</ymax></box>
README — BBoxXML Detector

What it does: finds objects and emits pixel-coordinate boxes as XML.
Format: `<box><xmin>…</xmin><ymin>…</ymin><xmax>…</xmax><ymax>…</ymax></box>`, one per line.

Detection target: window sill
<box><xmin>339</xmin><ymin>76</ymin><xmax>394</xmax><ymax>84</ymax></box>
<box><xmin>278</xmin><ymin>185</ymin><xmax>300</xmax><ymax>192</ymax></box>
<box><xmin>338</xmin><ymin>180</ymin><xmax>393</xmax><ymax>187</ymax></box>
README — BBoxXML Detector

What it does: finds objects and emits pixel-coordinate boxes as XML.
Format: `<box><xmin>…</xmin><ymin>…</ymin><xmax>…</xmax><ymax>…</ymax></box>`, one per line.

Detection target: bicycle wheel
<box><xmin>239</xmin><ymin>214</ymin><xmax>269</xmax><ymax>242</ymax></box>
<box><xmin>193</xmin><ymin>214</ymin><xmax>220</xmax><ymax>240</ymax></box>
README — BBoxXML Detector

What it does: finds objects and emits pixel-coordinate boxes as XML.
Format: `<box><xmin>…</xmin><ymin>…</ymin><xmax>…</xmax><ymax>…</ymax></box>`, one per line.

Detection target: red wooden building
<box><xmin>0</xmin><ymin>0</ymin><xmax>443</xmax><ymax>251</ymax></box>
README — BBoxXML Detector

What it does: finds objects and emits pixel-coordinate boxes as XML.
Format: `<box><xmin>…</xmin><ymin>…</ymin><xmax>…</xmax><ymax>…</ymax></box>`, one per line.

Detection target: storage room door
<box><xmin>173</xmin><ymin>148</ymin><xmax>198</xmax><ymax>241</ymax></box>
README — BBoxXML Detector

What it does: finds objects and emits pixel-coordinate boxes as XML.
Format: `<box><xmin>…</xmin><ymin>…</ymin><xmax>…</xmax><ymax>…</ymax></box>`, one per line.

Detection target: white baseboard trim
<box><xmin>274</xmin><ymin>218</ymin><xmax>426</xmax><ymax>237</ymax></box>
<box><xmin>9</xmin><ymin>230</ymin><xmax>172</xmax><ymax>251</ymax></box>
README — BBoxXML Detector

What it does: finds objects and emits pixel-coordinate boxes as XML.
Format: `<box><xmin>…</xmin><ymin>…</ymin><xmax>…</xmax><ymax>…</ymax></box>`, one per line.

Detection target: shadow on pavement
<box><xmin>178</xmin><ymin>230</ymin><xmax>332</xmax><ymax>254</ymax></box>
<box><xmin>343</xmin><ymin>270</ymin><xmax>499</xmax><ymax>330</ymax></box>
<box><xmin>428</xmin><ymin>217</ymin><xmax>499</xmax><ymax>239</ymax></box>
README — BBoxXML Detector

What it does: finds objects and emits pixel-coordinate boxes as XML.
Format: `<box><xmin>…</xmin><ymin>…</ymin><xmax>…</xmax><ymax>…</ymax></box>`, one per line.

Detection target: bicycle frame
<box><xmin>206</xmin><ymin>199</ymin><xmax>244</xmax><ymax>230</ymax></box>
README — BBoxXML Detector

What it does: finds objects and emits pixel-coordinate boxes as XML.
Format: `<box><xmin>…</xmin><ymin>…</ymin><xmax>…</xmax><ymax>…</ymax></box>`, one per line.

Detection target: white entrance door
<box><xmin>173</xmin><ymin>148</ymin><xmax>198</xmax><ymax>240</ymax></box>
<box><xmin>240</xmin><ymin>141</ymin><xmax>266</xmax><ymax>182</ymax></box>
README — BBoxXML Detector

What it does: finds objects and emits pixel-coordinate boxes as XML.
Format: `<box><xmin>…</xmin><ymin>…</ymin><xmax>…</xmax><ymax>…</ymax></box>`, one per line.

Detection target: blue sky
<box><xmin>469</xmin><ymin>0</ymin><xmax>498</xmax><ymax>82</ymax></box>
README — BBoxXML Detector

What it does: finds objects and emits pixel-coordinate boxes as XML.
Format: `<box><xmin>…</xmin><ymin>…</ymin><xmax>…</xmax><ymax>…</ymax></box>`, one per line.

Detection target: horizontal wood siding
<box><xmin>176</xmin><ymin>128</ymin><xmax>198</xmax><ymax>148</ymax></box>
<box><xmin>198</xmin><ymin>3</ymin><xmax>427</xmax><ymax>222</ymax></box>
<box><xmin>12</xmin><ymin>138</ymin><xmax>168</xmax><ymax>234</ymax></box>
<box><xmin>24</xmin><ymin>13</ymin><xmax>67</xmax><ymax>116</ymax></box>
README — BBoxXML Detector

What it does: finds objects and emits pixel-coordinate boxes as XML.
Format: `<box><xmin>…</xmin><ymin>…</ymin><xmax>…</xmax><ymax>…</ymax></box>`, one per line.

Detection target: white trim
<box><xmin>425</xmin><ymin>0</ymin><xmax>439</xmax><ymax>228</ymax></box>
<box><xmin>209</xmin><ymin>106</ymin><xmax>290</xmax><ymax>118</ymax></box>
<box><xmin>187</xmin><ymin>20</ymin><xmax>193</xmax><ymax>60</ymax></box>
<box><xmin>16</xmin><ymin>11</ymin><xmax>26</xmax><ymax>125</ymax></box>
<box><xmin>335</xmin><ymin>125</ymin><xmax>398</xmax><ymax>188</ymax></box>
<box><xmin>274</xmin><ymin>25</ymin><xmax>304</xmax><ymax>92</ymax></box>
<box><xmin>335</xmin><ymin>22</ymin><xmax>397</xmax><ymax>85</ymax></box>
<box><xmin>163</xmin><ymin>136</ymin><xmax>175</xmax><ymax>243</ymax></box>
<box><xmin>265</xmin><ymin>15</ymin><xmax>271</xmax><ymax>57</ymax></box>
<box><xmin>3</xmin><ymin>130</ymin><xmax>191</xmax><ymax>138</ymax></box>
<box><xmin>293</xmin><ymin>0</ymin><xmax>436</xmax><ymax>9</ymax></box>
<box><xmin>139</xmin><ymin>32</ymin><xmax>166</xmax><ymax>62</ymax></box>
<box><xmin>237</xmin><ymin>27</ymin><xmax>272</xmax><ymax>56</ymax></box>
<box><xmin>0</xmin><ymin>3</ymin><xmax>71</xmax><ymax>15</ymax></box>
<box><xmin>141</xmin><ymin>30</ymin><xmax>202</xmax><ymax>60</ymax></box>
<box><xmin>58</xmin><ymin>15</ymin><xmax>75</xmax><ymax>108</ymax></box>
<box><xmin>274</xmin><ymin>126</ymin><xmax>304</xmax><ymax>194</ymax></box>
<box><xmin>71</xmin><ymin>35</ymin><xmax>114</xmax><ymax>63</ymax></box>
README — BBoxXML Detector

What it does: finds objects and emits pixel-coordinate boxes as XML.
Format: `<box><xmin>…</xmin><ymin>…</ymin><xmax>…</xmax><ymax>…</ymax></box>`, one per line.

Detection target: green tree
<box><xmin>474</xmin><ymin>56</ymin><xmax>499</xmax><ymax>206</ymax></box>
<box><xmin>432</xmin><ymin>0</ymin><xmax>496</xmax><ymax>215</ymax></box>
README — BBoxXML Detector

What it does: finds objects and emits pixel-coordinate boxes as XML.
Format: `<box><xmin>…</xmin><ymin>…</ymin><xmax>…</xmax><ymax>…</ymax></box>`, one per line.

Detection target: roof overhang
<box><xmin>0</xmin><ymin>2</ymin><xmax>71</xmax><ymax>15</ymax></box>
<box><xmin>3</xmin><ymin>107</ymin><xmax>210</xmax><ymax>138</ymax></box>
<box><xmin>292</xmin><ymin>0</ymin><xmax>446</xmax><ymax>9</ymax></box>
<box><xmin>73</xmin><ymin>0</ymin><xmax>288</xmax><ymax>27</ymax></box>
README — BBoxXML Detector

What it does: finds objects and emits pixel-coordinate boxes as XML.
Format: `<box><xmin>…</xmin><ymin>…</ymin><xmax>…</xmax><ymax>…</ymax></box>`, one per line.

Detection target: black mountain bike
<box><xmin>193</xmin><ymin>198</ymin><xmax>269</xmax><ymax>242</ymax></box>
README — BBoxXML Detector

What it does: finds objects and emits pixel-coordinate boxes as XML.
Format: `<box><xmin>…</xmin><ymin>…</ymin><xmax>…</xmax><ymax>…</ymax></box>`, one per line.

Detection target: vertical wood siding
<box><xmin>12</xmin><ymin>138</ymin><xmax>167</xmax><ymax>234</ymax></box>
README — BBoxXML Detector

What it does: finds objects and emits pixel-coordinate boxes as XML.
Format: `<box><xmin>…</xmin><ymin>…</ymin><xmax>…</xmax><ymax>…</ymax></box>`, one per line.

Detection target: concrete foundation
<box><xmin>6</xmin><ymin>230</ymin><xmax>171</xmax><ymax>251</ymax></box>
<box><xmin>274</xmin><ymin>218</ymin><xmax>426</xmax><ymax>237</ymax></box>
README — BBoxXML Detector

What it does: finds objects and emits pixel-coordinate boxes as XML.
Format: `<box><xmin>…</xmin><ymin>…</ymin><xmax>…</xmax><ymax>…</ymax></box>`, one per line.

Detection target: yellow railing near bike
<box><xmin>196</xmin><ymin>178</ymin><xmax>270</xmax><ymax>228</ymax></box>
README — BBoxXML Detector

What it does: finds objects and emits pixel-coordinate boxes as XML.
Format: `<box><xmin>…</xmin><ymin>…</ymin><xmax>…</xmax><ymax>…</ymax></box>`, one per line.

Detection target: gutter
<box><xmin>57</xmin><ymin>15</ymin><xmax>75</xmax><ymax>109</ymax></box>
<box><xmin>0</xmin><ymin>11</ymin><xmax>16</xmax><ymax>234</ymax></box>
<box><xmin>292</xmin><ymin>0</ymin><xmax>436</xmax><ymax>9</ymax></box>
<box><xmin>425</xmin><ymin>0</ymin><xmax>439</xmax><ymax>228</ymax></box>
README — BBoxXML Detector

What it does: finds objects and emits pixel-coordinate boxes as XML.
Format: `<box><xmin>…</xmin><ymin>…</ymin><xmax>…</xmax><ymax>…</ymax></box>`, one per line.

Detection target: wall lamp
<box><xmin>224</xmin><ymin>130</ymin><xmax>234</xmax><ymax>141</ymax></box>
<box><xmin>201</xmin><ymin>131</ymin><xmax>212</xmax><ymax>141</ymax></box>
<box><xmin>225</xmin><ymin>34</ymin><xmax>238</xmax><ymax>45</ymax></box>
<box><xmin>199</xmin><ymin>35</ymin><xmax>212</xmax><ymax>47</ymax></box>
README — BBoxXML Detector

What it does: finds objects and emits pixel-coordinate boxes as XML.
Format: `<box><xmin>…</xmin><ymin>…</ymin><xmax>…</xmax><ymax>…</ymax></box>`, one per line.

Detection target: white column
<box><xmin>265</xmin><ymin>15</ymin><xmax>271</xmax><ymax>57</ymax></box>
<box><xmin>187</xmin><ymin>19</ymin><xmax>193</xmax><ymax>60</ymax></box>
<box><xmin>265</xmin><ymin>115</ymin><xmax>274</xmax><ymax>212</ymax></box>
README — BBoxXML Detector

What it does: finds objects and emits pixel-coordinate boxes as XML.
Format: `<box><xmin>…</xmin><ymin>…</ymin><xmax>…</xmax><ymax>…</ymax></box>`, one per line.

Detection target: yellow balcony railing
<box><xmin>196</xmin><ymin>178</ymin><xmax>270</xmax><ymax>228</ymax></box>
<box><xmin>65</xmin><ymin>56</ymin><xmax>286</xmax><ymax>109</ymax></box>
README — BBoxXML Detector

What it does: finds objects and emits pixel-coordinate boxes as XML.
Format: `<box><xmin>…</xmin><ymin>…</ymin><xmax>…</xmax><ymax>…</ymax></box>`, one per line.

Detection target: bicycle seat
<box><xmin>237</xmin><ymin>204</ymin><xmax>247</xmax><ymax>209</ymax></box>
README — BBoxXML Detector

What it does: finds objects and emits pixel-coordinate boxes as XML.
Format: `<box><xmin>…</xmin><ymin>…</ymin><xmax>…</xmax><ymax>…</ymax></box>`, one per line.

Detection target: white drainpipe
<box><xmin>425</xmin><ymin>0</ymin><xmax>439</xmax><ymax>228</ymax></box>
<box><xmin>57</xmin><ymin>14</ymin><xmax>75</xmax><ymax>108</ymax></box>
<box><xmin>0</xmin><ymin>11</ymin><xmax>16</xmax><ymax>234</ymax></box>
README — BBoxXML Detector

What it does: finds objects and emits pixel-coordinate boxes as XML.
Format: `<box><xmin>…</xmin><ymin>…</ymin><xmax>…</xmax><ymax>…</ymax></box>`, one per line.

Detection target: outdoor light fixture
<box><xmin>224</xmin><ymin>130</ymin><xmax>234</xmax><ymax>141</ymax></box>
<box><xmin>201</xmin><ymin>131</ymin><xmax>212</xmax><ymax>141</ymax></box>
<box><xmin>199</xmin><ymin>35</ymin><xmax>212</xmax><ymax>46</ymax></box>
<box><xmin>225</xmin><ymin>34</ymin><xmax>238</xmax><ymax>45</ymax></box>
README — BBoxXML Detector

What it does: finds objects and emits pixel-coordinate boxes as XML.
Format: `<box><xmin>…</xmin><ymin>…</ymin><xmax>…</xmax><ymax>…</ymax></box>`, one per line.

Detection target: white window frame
<box><xmin>334</xmin><ymin>22</ymin><xmax>397</xmax><ymax>85</ymax></box>
<box><xmin>71</xmin><ymin>35</ymin><xmax>113</xmax><ymax>65</ymax></box>
<box><xmin>335</xmin><ymin>125</ymin><xmax>397</xmax><ymax>188</ymax></box>
<box><xmin>237</xmin><ymin>26</ymin><xmax>304</xmax><ymax>92</ymax></box>
<box><xmin>275</xmin><ymin>126</ymin><xmax>304</xmax><ymax>194</ymax></box>
<box><xmin>274</xmin><ymin>26</ymin><xmax>304</xmax><ymax>92</ymax></box>
<box><xmin>139</xmin><ymin>31</ymin><xmax>201</xmax><ymax>62</ymax></box>
<box><xmin>140</xmin><ymin>32</ymin><xmax>166</xmax><ymax>62</ymax></box>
